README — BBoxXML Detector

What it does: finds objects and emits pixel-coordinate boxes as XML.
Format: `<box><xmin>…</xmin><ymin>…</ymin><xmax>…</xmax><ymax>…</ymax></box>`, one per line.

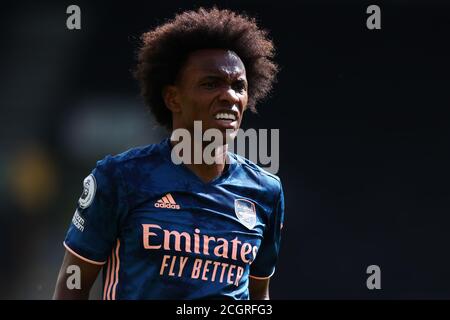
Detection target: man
<box><xmin>53</xmin><ymin>7</ymin><xmax>284</xmax><ymax>300</ymax></box>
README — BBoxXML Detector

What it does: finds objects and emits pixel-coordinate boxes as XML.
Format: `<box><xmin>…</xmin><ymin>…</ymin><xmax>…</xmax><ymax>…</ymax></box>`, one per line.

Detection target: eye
<box><xmin>201</xmin><ymin>81</ymin><xmax>218</xmax><ymax>90</ymax></box>
<box><xmin>232</xmin><ymin>81</ymin><xmax>247</xmax><ymax>93</ymax></box>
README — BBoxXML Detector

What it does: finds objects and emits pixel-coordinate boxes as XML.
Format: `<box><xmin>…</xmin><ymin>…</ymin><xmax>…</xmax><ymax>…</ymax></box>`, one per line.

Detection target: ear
<box><xmin>162</xmin><ymin>85</ymin><xmax>182</xmax><ymax>114</ymax></box>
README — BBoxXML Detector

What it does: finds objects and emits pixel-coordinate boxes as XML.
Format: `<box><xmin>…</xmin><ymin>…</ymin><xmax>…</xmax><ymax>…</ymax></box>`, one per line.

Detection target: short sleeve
<box><xmin>63</xmin><ymin>156</ymin><xmax>128</xmax><ymax>265</ymax></box>
<box><xmin>250</xmin><ymin>181</ymin><xmax>285</xmax><ymax>279</ymax></box>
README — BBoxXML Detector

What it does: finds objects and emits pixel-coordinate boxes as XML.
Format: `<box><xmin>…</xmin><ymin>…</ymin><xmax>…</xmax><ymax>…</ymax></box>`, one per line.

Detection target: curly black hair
<box><xmin>134</xmin><ymin>7</ymin><xmax>278</xmax><ymax>130</ymax></box>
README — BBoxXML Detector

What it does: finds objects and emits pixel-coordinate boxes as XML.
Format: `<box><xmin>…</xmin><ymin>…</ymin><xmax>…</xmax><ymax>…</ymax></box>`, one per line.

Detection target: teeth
<box><xmin>215</xmin><ymin>113</ymin><xmax>236</xmax><ymax>121</ymax></box>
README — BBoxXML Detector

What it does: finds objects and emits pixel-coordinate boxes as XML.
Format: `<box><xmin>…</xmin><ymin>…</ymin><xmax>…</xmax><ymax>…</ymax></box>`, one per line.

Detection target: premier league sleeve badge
<box><xmin>78</xmin><ymin>174</ymin><xmax>96</xmax><ymax>209</ymax></box>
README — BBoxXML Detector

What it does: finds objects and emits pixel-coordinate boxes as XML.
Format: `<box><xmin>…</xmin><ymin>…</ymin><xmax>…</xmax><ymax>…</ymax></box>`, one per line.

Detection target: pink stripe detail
<box><xmin>103</xmin><ymin>257</ymin><xmax>111</xmax><ymax>300</ymax></box>
<box><xmin>63</xmin><ymin>242</ymin><xmax>106</xmax><ymax>265</ymax></box>
<box><xmin>162</xmin><ymin>196</ymin><xmax>169</xmax><ymax>204</ymax></box>
<box><xmin>106</xmin><ymin>247</ymin><xmax>116</xmax><ymax>300</ymax></box>
<box><xmin>111</xmin><ymin>239</ymin><xmax>121</xmax><ymax>300</ymax></box>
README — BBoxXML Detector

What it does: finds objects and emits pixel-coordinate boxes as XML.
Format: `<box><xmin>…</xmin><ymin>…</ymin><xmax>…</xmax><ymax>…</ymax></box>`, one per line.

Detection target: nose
<box><xmin>218</xmin><ymin>87</ymin><xmax>240</xmax><ymax>106</ymax></box>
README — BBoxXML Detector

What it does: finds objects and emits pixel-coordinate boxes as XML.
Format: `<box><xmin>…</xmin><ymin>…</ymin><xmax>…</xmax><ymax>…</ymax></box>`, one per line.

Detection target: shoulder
<box><xmin>92</xmin><ymin>142</ymin><xmax>166</xmax><ymax>184</ymax></box>
<box><xmin>230</xmin><ymin>153</ymin><xmax>283</xmax><ymax>196</ymax></box>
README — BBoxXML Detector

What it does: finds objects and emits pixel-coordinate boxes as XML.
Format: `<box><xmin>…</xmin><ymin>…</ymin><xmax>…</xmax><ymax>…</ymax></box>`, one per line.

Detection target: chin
<box><xmin>224</xmin><ymin>128</ymin><xmax>239</xmax><ymax>141</ymax></box>
<box><xmin>206</xmin><ymin>127</ymin><xmax>238</xmax><ymax>145</ymax></box>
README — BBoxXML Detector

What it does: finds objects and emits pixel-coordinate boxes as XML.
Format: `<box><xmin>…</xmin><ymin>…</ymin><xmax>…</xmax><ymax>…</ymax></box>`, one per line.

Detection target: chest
<box><xmin>120</xmin><ymin>187</ymin><xmax>268</xmax><ymax>266</ymax></box>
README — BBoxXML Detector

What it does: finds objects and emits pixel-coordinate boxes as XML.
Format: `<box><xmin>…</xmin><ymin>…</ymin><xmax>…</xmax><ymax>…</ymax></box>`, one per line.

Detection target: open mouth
<box><xmin>214</xmin><ymin>112</ymin><xmax>237</xmax><ymax>121</ymax></box>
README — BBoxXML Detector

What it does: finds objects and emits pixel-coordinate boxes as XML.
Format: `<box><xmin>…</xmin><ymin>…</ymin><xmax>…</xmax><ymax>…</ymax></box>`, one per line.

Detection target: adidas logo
<box><xmin>154</xmin><ymin>193</ymin><xmax>180</xmax><ymax>210</ymax></box>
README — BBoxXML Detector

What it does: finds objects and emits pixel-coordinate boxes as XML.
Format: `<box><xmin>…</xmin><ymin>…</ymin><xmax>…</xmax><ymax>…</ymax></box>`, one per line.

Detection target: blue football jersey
<box><xmin>64</xmin><ymin>138</ymin><xmax>285</xmax><ymax>300</ymax></box>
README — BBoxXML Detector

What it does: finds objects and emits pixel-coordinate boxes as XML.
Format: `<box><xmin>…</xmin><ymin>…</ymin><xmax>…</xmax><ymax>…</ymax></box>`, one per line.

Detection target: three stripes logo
<box><xmin>154</xmin><ymin>193</ymin><xmax>180</xmax><ymax>210</ymax></box>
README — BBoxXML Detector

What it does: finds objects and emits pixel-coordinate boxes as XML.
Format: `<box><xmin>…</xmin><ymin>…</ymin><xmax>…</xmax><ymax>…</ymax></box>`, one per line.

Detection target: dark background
<box><xmin>1</xmin><ymin>0</ymin><xmax>449</xmax><ymax>299</ymax></box>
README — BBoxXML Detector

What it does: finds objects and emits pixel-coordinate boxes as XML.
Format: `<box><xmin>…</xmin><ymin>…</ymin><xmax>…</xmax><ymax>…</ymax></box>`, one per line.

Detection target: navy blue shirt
<box><xmin>64</xmin><ymin>138</ymin><xmax>284</xmax><ymax>300</ymax></box>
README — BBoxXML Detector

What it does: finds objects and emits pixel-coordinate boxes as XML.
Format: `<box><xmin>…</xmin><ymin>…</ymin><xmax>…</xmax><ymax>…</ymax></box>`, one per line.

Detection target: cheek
<box><xmin>241</xmin><ymin>94</ymin><xmax>249</xmax><ymax>110</ymax></box>
<box><xmin>182</xmin><ymin>97</ymin><xmax>212</xmax><ymax>121</ymax></box>
<box><xmin>189</xmin><ymin>93</ymin><xmax>214</xmax><ymax>112</ymax></box>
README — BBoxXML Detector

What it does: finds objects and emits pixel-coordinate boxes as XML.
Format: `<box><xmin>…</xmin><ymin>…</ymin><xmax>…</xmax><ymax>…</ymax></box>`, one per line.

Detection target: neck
<box><xmin>169</xmin><ymin>136</ymin><xmax>229</xmax><ymax>183</ymax></box>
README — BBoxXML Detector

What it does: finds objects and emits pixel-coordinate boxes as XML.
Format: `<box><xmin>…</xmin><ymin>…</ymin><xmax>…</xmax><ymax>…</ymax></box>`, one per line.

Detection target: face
<box><xmin>165</xmin><ymin>49</ymin><xmax>248</xmax><ymax>139</ymax></box>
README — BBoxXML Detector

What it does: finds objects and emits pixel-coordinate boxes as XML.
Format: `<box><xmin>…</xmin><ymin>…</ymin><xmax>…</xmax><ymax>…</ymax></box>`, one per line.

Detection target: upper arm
<box><xmin>248</xmin><ymin>180</ymin><xmax>284</xmax><ymax>300</ymax></box>
<box><xmin>55</xmin><ymin>158</ymin><xmax>126</xmax><ymax>299</ymax></box>
<box><xmin>249</xmin><ymin>180</ymin><xmax>284</xmax><ymax>282</ymax></box>
<box><xmin>249</xmin><ymin>277</ymin><xmax>270</xmax><ymax>300</ymax></box>
<box><xmin>53</xmin><ymin>249</ymin><xmax>103</xmax><ymax>300</ymax></box>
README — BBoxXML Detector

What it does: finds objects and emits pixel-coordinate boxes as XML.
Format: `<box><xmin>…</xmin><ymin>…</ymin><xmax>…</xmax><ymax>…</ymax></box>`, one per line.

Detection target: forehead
<box><xmin>180</xmin><ymin>49</ymin><xmax>246</xmax><ymax>79</ymax></box>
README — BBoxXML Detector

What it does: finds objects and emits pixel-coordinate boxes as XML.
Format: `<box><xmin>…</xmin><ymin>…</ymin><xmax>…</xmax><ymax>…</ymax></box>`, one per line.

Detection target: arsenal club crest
<box><xmin>234</xmin><ymin>199</ymin><xmax>257</xmax><ymax>229</ymax></box>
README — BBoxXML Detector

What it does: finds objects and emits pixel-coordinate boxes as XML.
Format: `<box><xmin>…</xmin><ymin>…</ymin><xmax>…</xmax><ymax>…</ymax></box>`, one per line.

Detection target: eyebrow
<box><xmin>199</xmin><ymin>73</ymin><xmax>247</xmax><ymax>82</ymax></box>
<box><xmin>202</xmin><ymin>63</ymin><xmax>246</xmax><ymax>74</ymax></box>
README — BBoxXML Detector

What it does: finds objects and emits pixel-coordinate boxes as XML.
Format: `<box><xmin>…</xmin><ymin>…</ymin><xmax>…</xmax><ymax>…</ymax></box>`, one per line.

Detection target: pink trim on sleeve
<box><xmin>249</xmin><ymin>269</ymin><xmax>276</xmax><ymax>280</ymax></box>
<box><xmin>63</xmin><ymin>241</ymin><xmax>106</xmax><ymax>266</ymax></box>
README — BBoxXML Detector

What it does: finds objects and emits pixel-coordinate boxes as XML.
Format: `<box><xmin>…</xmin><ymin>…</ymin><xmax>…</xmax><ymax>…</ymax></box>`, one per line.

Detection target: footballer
<box><xmin>53</xmin><ymin>7</ymin><xmax>284</xmax><ymax>300</ymax></box>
